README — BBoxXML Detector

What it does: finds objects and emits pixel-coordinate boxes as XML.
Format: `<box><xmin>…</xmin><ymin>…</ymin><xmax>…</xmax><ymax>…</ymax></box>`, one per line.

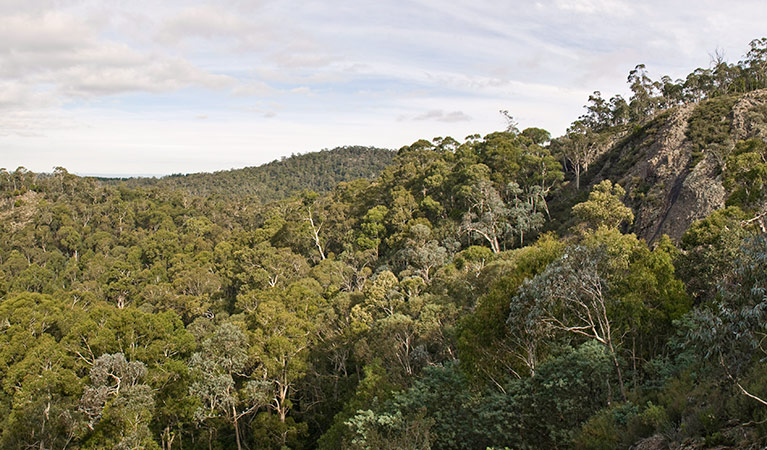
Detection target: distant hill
<box><xmin>108</xmin><ymin>146</ymin><xmax>395</xmax><ymax>201</ymax></box>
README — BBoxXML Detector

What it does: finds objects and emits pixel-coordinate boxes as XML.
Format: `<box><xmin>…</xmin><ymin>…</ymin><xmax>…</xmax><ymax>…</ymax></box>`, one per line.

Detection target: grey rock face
<box><xmin>589</xmin><ymin>90</ymin><xmax>767</xmax><ymax>242</ymax></box>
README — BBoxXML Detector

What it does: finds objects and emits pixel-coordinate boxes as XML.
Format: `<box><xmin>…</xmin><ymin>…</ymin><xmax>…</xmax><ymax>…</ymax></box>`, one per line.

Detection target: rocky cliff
<box><xmin>586</xmin><ymin>89</ymin><xmax>767</xmax><ymax>242</ymax></box>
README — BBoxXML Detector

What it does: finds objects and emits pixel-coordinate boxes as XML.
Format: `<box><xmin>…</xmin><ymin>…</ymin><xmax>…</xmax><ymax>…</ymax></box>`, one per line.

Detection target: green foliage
<box><xmin>575</xmin><ymin>402</ymin><xmax>670</xmax><ymax>450</ymax></box>
<box><xmin>342</xmin><ymin>364</ymin><xmax>478</xmax><ymax>449</ymax></box>
<box><xmin>457</xmin><ymin>234</ymin><xmax>564</xmax><ymax>383</ymax></box>
<box><xmin>677</xmin><ymin>206</ymin><xmax>751</xmax><ymax>302</ymax></box>
<box><xmin>572</xmin><ymin>180</ymin><xmax>634</xmax><ymax>230</ymax></box>
<box><xmin>686</xmin><ymin>235</ymin><xmax>767</xmax><ymax>378</ymax></box>
<box><xmin>508</xmin><ymin>228</ymin><xmax>690</xmax><ymax>406</ymax></box>
<box><xmin>575</xmin><ymin>404</ymin><xmax>636</xmax><ymax>450</ymax></box>
<box><xmin>452</xmin><ymin>245</ymin><xmax>493</xmax><ymax>273</ymax></box>
<box><xmin>724</xmin><ymin>138</ymin><xmax>767</xmax><ymax>212</ymax></box>
<box><xmin>80</xmin><ymin>354</ymin><xmax>158</xmax><ymax>450</ymax></box>
<box><xmin>341</xmin><ymin>347</ymin><xmax>613</xmax><ymax>450</ymax></box>
<box><xmin>345</xmin><ymin>409</ymin><xmax>433</xmax><ymax>450</ymax></box>
<box><xmin>685</xmin><ymin>95</ymin><xmax>737</xmax><ymax>167</ymax></box>
<box><xmin>317</xmin><ymin>361</ymin><xmax>397</xmax><ymax>450</ymax></box>
<box><xmin>368</xmin><ymin>363</ymin><xmax>472</xmax><ymax>450</ymax></box>
<box><xmin>474</xmin><ymin>342</ymin><xmax>615</xmax><ymax>449</ymax></box>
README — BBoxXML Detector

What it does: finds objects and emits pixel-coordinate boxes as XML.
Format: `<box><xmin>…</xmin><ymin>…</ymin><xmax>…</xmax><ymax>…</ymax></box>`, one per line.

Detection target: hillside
<box><xmin>108</xmin><ymin>145</ymin><xmax>395</xmax><ymax>201</ymax></box>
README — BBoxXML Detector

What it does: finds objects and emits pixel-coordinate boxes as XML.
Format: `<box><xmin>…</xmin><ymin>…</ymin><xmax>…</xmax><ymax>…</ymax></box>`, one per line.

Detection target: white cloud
<box><xmin>0</xmin><ymin>7</ymin><xmax>241</xmax><ymax>136</ymax></box>
<box><xmin>412</xmin><ymin>110</ymin><xmax>472</xmax><ymax>123</ymax></box>
<box><xmin>231</xmin><ymin>80</ymin><xmax>276</xmax><ymax>96</ymax></box>
<box><xmin>0</xmin><ymin>81</ymin><xmax>59</xmax><ymax>110</ymax></box>
<box><xmin>553</xmin><ymin>0</ymin><xmax>633</xmax><ymax>16</ymax></box>
<box><xmin>56</xmin><ymin>56</ymin><xmax>236</xmax><ymax>97</ymax></box>
<box><xmin>157</xmin><ymin>5</ymin><xmax>249</xmax><ymax>44</ymax></box>
<box><xmin>0</xmin><ymin>111</ymin><xmax>74</xmax><ymax>138</ymax></box>
<box><xmin>0</xmin><ymin>11</ymin><xmax>93</xmax><ymax>53</ymax></box>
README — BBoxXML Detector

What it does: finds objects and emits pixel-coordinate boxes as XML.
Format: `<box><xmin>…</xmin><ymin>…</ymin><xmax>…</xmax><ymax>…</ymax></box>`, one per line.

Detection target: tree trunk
<box><xmin>276</xmin><ymin>381</ymin><xmax>290</xmax><ymax>423</ymax></box>
<box><xmin>232</xmin><ymin>406</ymin><xmax>243</xmax><ymax>450</ymax></box>
<box><xmin>575</xmin><ymin>163</ymin><xmax>581</xmax><ymax>190</ymax></box>
<box><xmin>490</xmin><ymin>236</ymin><xmax>500</xmax><ymax>254</ymax></box>
<box><xmin>307</xmin><ymin>209</ymin><xmax>326</xmax><ymax>260</ymax></box>
<box><xmin>607</xmin><ymin>341</ymin><xmax>627</xmax><ymax>402</ymax></box>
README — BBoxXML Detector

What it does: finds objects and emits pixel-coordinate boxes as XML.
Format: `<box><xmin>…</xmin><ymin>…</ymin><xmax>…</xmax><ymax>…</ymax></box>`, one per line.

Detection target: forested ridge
<box><xmin>1</xmin><ymin>39</ymin><xmax>767</xmax><ymax>450</ymax></box>
<box><xmin>104</xmin><ymin>146</ymin><xmax>395</xmax><ymax>202</ymax></box>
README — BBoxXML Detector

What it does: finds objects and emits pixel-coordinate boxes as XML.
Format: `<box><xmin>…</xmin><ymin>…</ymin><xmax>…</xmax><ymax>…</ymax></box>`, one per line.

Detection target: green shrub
<box><xmin>686</xmin><ymin>95</ymin><xmax>737</xmax><ymax>168</ymax></box>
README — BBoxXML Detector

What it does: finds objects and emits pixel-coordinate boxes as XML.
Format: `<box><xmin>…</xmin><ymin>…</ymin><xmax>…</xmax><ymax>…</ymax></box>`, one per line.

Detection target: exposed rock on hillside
<box><xmin>732</xmin><ymin>89</ymin><xmax>767</xmax><ymax>140</ymax></box>
<box><xmin>588</xmin><ymin>90</ymin><xmax>767</xmax><ymax>242</ymax></box>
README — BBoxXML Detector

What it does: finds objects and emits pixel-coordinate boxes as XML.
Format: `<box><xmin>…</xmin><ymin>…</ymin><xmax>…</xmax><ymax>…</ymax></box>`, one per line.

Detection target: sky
<box><xmin>2</xmin><ymin>0</ymin><xmax>767</xmax><ymax>176</ymax></box>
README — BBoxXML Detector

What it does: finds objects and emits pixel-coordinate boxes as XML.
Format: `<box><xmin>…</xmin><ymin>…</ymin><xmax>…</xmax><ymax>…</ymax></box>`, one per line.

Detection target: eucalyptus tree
<box><xmin>571</xmin><ymin>180</ymin><xmax>634</xmax><ymax>230</ymax></box>
<box><xmin>558</xmin><ymin>121</ymin><xmax>602</xmax><ymax>190</ymax></box>
<box><xmin>460</xmin><ymin>180</ymin><xmax>509</xmax><ymax>253</ymax></box>
<box><xmin>511</xmin><ymin>243</ymin><xmax>628</xmax><ymax>400</ymax></box>
<box><xmin>189</xmin><ymin>322</ymin><xmax>267</xmax><ymax>450</ymax></box>
<box><xmin>686</xmin><ymin>235</ymin><xmax>767</xmax><ymax>406</ymax></box>
<box><xmin>80</xmin><ymin>353</ymin><xmax>157</xmax><ymax>449</ymax></box>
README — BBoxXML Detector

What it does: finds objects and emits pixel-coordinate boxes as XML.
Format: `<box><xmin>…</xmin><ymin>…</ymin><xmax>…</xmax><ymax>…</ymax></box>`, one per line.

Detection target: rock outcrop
<box><xmin>587</xmin><ymin>90</ymin><xmax>767</xmax><ymax>243</ymax></box>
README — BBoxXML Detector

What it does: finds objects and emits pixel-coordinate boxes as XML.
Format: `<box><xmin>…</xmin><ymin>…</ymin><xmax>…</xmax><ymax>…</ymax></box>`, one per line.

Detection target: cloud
<box><xmin>413</xmin><ymin>110</ymin><xmax>472</xmax><ymax>123</ymax></box>
<box><xmin>231</xmin><ymin>80</ymin><xmax>276</xmax><ymax>97</ymax></box>
<box><xmin>156</xmin><ymin>5</ymin><xmax>250</xmax><ymax>44</ymax></box>
<box><xmin>0</xmin><ymin>7</ymin><xmax>243</xmax><ymax>135</ymax></box>
<box><xmin>0</xmin><ymin>81</ymin><xmax>59</xmax><ymax>110</ymax></box>
<box><xmin>154</xmin><ymin>2</ymin><xmax>338</xmax><ymax>71</ymax></box>
<box><xmin>0</xmin><ymin>109</ymin><xmax>78</xmax><ymax>138</ymax></box>
<box><xmin>0</xmin><ymin>0</ymin><xmax>82</xmax><ymax>16</ymax></box>
<box><xmin>269</xmin><ymin>48</ymin><xmax>337</xmax><ymax>69</ymax></box>
<box><xmin>0</xmin><ymin>11</ymin><xmax>94</xmax><ymax>54</ymax></box>
<box><xmin>57</xmin><ymin>55</ymin><xmax>235</xmax><ymax>97</ymax></box>
<box><xmin>289</xmin><ymin>86</ymin><xmax>312</xmax><ymax>95</ymax></box>
<box><xmin>0</xmin><ymin>10</ymin><xmax>237</xmax><ymax>96</ymax></box>
<box><xmin>553</xmin><ymin>0</ymin><xmax>634</xmax><ymax>17</ymax></box>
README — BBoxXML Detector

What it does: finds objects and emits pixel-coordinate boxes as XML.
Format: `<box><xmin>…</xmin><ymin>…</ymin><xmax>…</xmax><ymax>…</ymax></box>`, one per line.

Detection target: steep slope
<box><xmin>583</xmin><ymin>89</ymin><xmax>767</xmax><ymax>242</ymax></box>
<box><xmin>108</xmin><ymin>146</ymin><xmax>395</xmax><ymax>201</ymax></box>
